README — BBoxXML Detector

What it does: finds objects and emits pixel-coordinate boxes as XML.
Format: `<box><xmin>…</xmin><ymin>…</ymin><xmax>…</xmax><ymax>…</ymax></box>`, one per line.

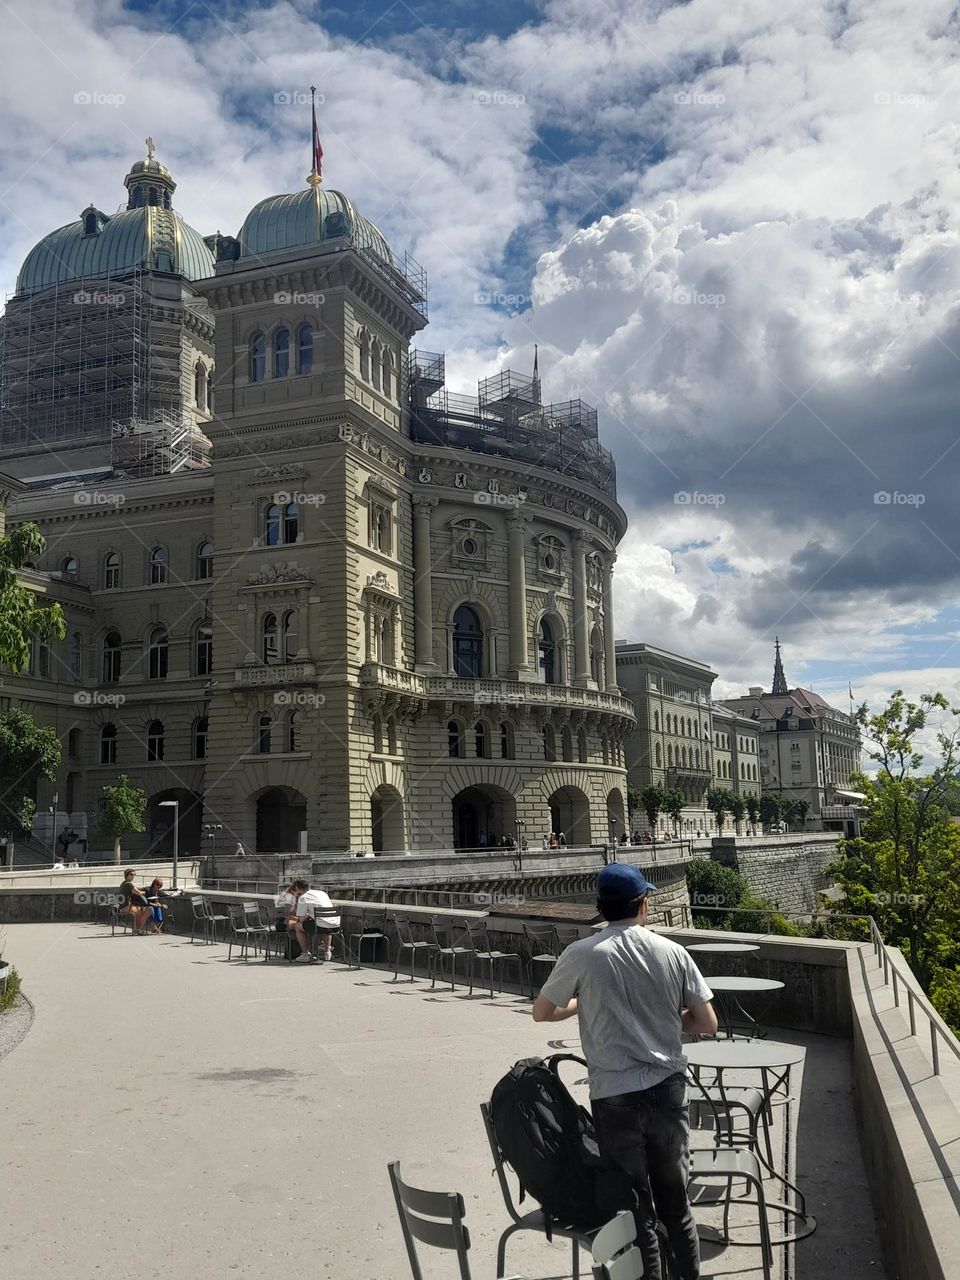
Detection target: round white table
<box><xmin>686</xmin><ymin>942</ymin><xmax>760</xmax><ymax>954</ymax></box>
<box><xmin>684</xmin><ymin>1039</ymin><xmax>815</xmax><ymax>1245</ymax></box>
<box><xmin>705</xmin><ymin>976</ymin><xmax>784</xmax><ymax>1039</ymax></box>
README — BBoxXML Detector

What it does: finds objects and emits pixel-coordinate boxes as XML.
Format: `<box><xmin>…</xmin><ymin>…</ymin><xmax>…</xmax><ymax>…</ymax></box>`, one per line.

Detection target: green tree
<box><xmin>760</xmin><ymin>791</ymin><xmax>783</xmax><ymax>829</ymax></box>
<box><xmin>728</xmin><ymin>792</ymin><xmax>747</xmax><ymax>835</ymax></box>
<box><xmin>639</xmin><ymin>783</ymin><xmax>666</xmax><ymax>839</ymax></box>
<box><xmin>662</xmin><ymin>788</ymin><xmax>685</xmax><ymax>837</ymax></box>
<box><xmin>98</xmin><ymin>775</ymin><xmax>147</xmax><ymax>864</ymax></box>
<box><xmin>0</xmin><ymin>708</ymin><xmax>61</xmax><ymax>843</ymax></box>
<box><xmin>0</xmin><ymin>523</ymin><xmax>66</xmax><ymax>672</ymax></box>
<box><xmin>791</xmin><ymin>799</ymin><xmax>810</xmax><ymax>830</ymax></box>
<box><xmin>745</xmin><ymin>793</ymin><xmax>760</xmax><ymax>834</ymax></box>
<box><xmin>706</xmin><ymin>787</ymin><xmax>731</xmax><ymax>833</ymax></box>
<box><xmin>828</xmin><ymin>690</ymin><xmax>960</xmax><ymax>990</ymax></box>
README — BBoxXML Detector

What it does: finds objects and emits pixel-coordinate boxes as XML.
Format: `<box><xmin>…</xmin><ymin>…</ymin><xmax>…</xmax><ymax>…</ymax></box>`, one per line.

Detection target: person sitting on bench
<box><xmin>119</xmin><ymin>869</ymin><xmax>153</xmax><ymax>935</ymax></box>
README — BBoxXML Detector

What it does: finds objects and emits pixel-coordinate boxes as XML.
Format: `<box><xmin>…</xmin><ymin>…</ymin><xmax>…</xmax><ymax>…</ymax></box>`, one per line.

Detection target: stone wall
<box><xmin>708</xmin><ymin>833</ymin><xmax>842</xmax><ymax>913</ymax></box>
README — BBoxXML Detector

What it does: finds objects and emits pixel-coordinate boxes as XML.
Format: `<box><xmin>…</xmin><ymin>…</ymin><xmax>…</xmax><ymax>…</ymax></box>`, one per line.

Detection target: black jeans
<box><xmin>593</xmin><ymin>1072</ymin><xmax>700</xmax><ymax>1280</ymax></box>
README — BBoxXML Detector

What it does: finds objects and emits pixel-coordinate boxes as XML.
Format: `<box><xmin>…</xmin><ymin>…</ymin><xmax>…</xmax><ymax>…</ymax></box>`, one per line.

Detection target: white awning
<box><xmin>834</xmin><ymin>789</ymin><xmax>866</xmax><ymax>801</ymax></box>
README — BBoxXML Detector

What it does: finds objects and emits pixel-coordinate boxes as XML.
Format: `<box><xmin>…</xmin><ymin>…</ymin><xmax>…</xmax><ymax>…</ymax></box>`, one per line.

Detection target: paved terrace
<box><xmin>0</xmin><ymin>921</ymin><xmax>885</xmax><ymax>1280</ymax></box>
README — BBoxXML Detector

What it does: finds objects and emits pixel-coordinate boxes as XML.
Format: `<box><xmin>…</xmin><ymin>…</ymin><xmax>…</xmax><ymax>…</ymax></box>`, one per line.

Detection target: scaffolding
<box><xmin>0</xmin><ymin>267</ymin><xmax>146</xmax><ymax>455</ymax></box>
<box><xmin>406</xmin><ymin>350</ymin><xmax>615</xmax><ymax>494</ymax></box>
<box><xmin>112</xmin><ymin>408</ymin><xmax>211</xmax><ymax>478</ymax></box>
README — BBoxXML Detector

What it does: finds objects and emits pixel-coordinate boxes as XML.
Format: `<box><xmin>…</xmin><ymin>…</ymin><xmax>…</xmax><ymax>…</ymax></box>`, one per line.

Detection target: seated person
<box><xmin>51</xmin><ymin>857</ymin><xmax>66</xmax><ymax>871</ymax></box>
<box><xmin>144</xmin><ymin>878</ymin><xmax>168</xmax><ymax>934</ymax></box>
<box><xmin>119</xmin><ymin>869</ymin><xmax>153</xmax><ymax>934</ymax></box>
<box><xmin>288</xmin><ymin>878</ymin><xmax>340</xmax><ymax>963</ymax></box>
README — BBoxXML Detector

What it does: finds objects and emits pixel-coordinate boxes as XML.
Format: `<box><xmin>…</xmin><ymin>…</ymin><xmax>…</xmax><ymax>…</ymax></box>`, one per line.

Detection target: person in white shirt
<box><xmin>51</xmin><ymin>858</ymin><xmax>66</xmax><ymax>871</ymax></box>
<box><xmin>288</xmin><ymin>878</ymin><xmax>340</xmax><ymax>963</ymax></box>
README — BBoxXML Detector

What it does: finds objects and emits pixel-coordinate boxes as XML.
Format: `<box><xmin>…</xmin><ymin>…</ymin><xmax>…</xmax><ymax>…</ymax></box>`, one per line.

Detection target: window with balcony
<box><xmin>452</xmin><ymin>605</ymin><xmax>483</xmax><ymax>679</ymax></box>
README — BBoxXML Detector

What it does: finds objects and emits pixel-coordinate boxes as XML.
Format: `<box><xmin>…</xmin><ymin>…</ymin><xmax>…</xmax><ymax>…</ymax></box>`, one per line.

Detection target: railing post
<box><xmin>907</xmin><ymin>988</ymin><xmax>916</xmax><ymax>1036</ymax></box>
<box><xmin>892</xmin><ymin>970</ymin><xmax>899</xmax><ymax>1007</ymax></box>
<box><xmin>931</xmin><ymin>1023</ymin><xmax>940</xmax><ymax>1076</ymax></box>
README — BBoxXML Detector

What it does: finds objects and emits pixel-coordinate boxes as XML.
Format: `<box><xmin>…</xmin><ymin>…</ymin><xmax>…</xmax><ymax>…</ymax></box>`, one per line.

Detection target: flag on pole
<box><xmin>532</xmin><ymin>343</ymin><xmax>541</xmax><ymax>404</ymax></box>
<box><xmin>311</xmin><ymin>86</ymin><xmax>323</xmax><ymax>180</ymax></box>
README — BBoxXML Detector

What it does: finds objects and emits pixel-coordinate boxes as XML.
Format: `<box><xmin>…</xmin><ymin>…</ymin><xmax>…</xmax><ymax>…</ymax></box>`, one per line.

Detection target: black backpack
<box><xmin>489</xmin><ymin>1054</ymin><xmax>611</xmax><ymax>1237</ymax></box>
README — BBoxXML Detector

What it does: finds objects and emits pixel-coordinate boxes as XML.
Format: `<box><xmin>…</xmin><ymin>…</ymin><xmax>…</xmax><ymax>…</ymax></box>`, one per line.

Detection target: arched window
<box><xmin>447</xmin><ymin>720</ymin><xmax>463</xmax><ymax>758</ymax></box>
<box><xmin>102</xmin><ymin>631</ymin><xmax>121</xmax><ymax>683</ymax></box>
<box><xmin>370</xmin><ymin>339</ymin><xmax>382</xmax><ymax>391</ymax></box>
<box><xmin>578</xmin><ymin>728</ymin><xmax>588</xmax><ymax>764</ymax></box>
<box><xmin>287</xmin><ymin>710</ymin><xmax>300</xmax><ymax>752</ymax></box>
<box><xmin>274</xmin><ymin>327</ymin><xmax>290</xmax><ymax>378</ymax></box>
<box><xmin>696</xmin><ymin>748</ymin><xmax>701</xmax><ymax>768</ymax></box>
<box><xmin>257</xmin><ymin>714</ymin><xmax>272</xmax><ymax>754</ymax></box>
<box><xmin>249</xmin><ymin>332</ymin><xmax>266</xmax><ymax>382</ymax></box>
<box><xmin>104</xmin><ymin>552</ymin><xmax>121</xmax><ymax>590</ymax></box>
<box><xmin>196</xmin><ymin>541</ymin><xmax>213</xmax><ymax>579</ymax></box>
<box><xmin>654</xmin><ymin>709</ymin><xmax>660</xmax><ymax>732</ymax></box>
<box><xmin>283</xmin><ymin>502</ymin><xmax>299</xmax><ymax>543</ymax></box>
<box><xmin>70</xmin><ymin>632</ymin><xmax>82</xmax><ymax>681</ymax></box>
<box><xmin>193</xmin><ymin>717</ymin><xmax>208</xmax><ymax>760</ymax></box>
<box><xmin>387</xmin><ymin>717</ymin><xmax>397</xmax><ymax>755</ymax></box>
<box><xmin>150</xmin><ymin>546</ymin><xmax>168</xmax><ymax>585</ymax></box>
<box><xmin>297</xmin><ymin>324</ymin><xmax>313</xmax><ymax>375</ymax></box>
<box><xmin>358</xmin><ymin>331</ymin><xmax>370</xmax><ymax>381</ymax></box>
<box><xmin>100</xmin><ymin>723</ymin><xmax>118</xmax><ymax>765</ymax></box>
<box><xmin>194</xmin><ymin>363</ymin><xmax>208</xmax><ymax>411</ymax></box>
<box><xmin>375</xmin><ymin>615</ymin><xmax>394</xmax><ymax>665</ymax></box>
<box><xmin>544</xmin><ymin>724</ymin><xmax>557</xmax><ymax>762</ymax></box>
<box><xmin>538</xmin><ymin>618</ymin><xmax>559</xmax><ymax>685</ymax></box>
<box><xmin>62</xmin><ymin>557</ymin><xmax>78</xmax><ymax>577</ymax></box>
<box><xmin>196</xmin><ymin>622</ymin><xmax>213</xmax><ymax>676</ymax></box>
<box><xmin>282</xmin><ymin>610</ymin><xmax>299</xmax><ymax>662</ymax></box>
<box><xmin>146</xmin><ymin>720</ymin><xmax>164</xmax><ymax>762</ymax></box>
<box><xmin>500</xmin><ymin>722</ymin><xmax>515</xmax><ymax>759</ymax></box>
<box><xmin>667</xmin><ymin>743</ymin><xmax>674</xmax><ymax>766</ymax></box>
<box><xmin>68</xmin><ymin>728</ymin><xmax>81</xmax><ymax>759</ymax></box>
<box><xmin>84</xmin><ymin>210</ymin><xmax>98</xmax><ymax>235</ymax></box>
<box><xmin>655</xmin><ymin>741</ymin><xmax>662</xmax><ymax>767</ymax></box>
<box><xmin>452</xmin><ymin>605</ymin><xmax>483</xmax><ymax>679</ymax></box>
<box><xmin>590</xmin><ymin>628</ymin><xmax>604</xmax><ymax>686</ymax></box>
<box><xmin>148</xmin><ymin>626</ymin><xmax>168</xmax><ymax>680</ymax></box>
<box><xmin>688</xmin><ymin>717</ymin><xmax>693</xmax><ymax>737</ymax></box>
<box><xmin>37</xmin><ymin>641</ymin><xmax>50</xmax><ymax>678</ymax></box>
<box><xmin>381</xmin><ymin>350</ymin><xmax>392</xmax><ymax>398</ymax></box>
<box><xmin>262</xmin><ymin>613</ymin><xmax>279</xmax><ymax>664</ymax></box>
<box><xmin>264</xmin><ymin>503</ymin><xmax>281</xmax><ymax>546</ymax></box>
<box><xmin>681</xmin><ymin>746</ymin><xmax>688</xmax><ymax>767</ymax></box>
<box><xmin>561</xmin><ymin>726</ymin><xmax>573</xmax><ymax>762</ymax></box>
<box><xmin>372</xmin><ymin>714</ymin><xmax>384</xmax><ymax>754</ymax></box>
<box><xmin>475</xmin><ymin>721</ymin><xmax>489</xmax><ymax>758</ymax></box>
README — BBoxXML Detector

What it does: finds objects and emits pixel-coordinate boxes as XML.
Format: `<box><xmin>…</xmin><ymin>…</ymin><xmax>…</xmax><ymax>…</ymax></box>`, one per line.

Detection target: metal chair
<box><xmin>522</xmin><ymin>923</ymin><xmax>559</xmax><ymax>996</ymax></box>
<box><xmin>110</xmin><ymin>901</ymin><xmax>135</xmax><ymax>937</ymax></box>
<box><xmin>189</xmin><ymin>896</ymin><xmax>209</xmax><ymax>944</ymax></box>
<box><xmin>556</xmin><ymin>924</ymin><xmax>583</xmax><ymax>950</ymax></box>
<box><xmin>310</xmin><ymin>904</ymin><xmax>343</xmax><ymax>961</ymax></box>
<box><xmin>465</xmin><ymin>920</ymin><xmax>522</xmax><ymax>996</ymax></box>
<box><xmin>227</xmin><ymin>904</ymin><xmax>264</xmax><ymax>962</ymax></box>
<box><xmin>392</xmin><ymin>915</ymin><xmax>438</xmax><ymax>982</ymax></box>
<box><xmin>480</xmin><ymin>1100</ymin><xmax>592</xmax><ymax>1280</ymax></box>
<box><xmin>429</xmin><ymin>919</ymin><xmax>474</xmax><ymax>991</ymax></box>
<box><xmin>202</xmin><ymin>898</ymin><xmax>230</xmax><ymax>944</ymax></box>
<box><xmin>590</xmin><ymin>1211</ymin><xmax>645</xmax><ymax>1279</ymax></box>
<box><xmin>688</xmin><ymin>1072</ymin><xmax>774</xmax><ymax>1168</ymax></box>
<box><xmin>241</xmin><ymin>901</ymin><xmax>273</xmax><ymax>960</ymax></box>
<box><xmin>348</xmin><ymin>907</ymin><xmax>388</xmax><ymax>969</ymax></box>
<box><xmin>387</xmin><ymin>1159</ymin><xmax>473</xmax><ymax>1280</ymax></box>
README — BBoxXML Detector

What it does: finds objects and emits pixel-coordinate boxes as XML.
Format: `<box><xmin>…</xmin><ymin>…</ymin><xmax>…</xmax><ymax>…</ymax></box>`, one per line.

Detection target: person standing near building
<box><xmin>532</xmin><ymin>864</ymin><xmax>717</xmax><ymax>1280</ymax></box>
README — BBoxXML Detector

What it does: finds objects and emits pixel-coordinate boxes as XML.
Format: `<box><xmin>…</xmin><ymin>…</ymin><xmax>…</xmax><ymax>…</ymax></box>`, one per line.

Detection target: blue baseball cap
<box><xmin>597</xmin><ymin>864</ymin><xmax>658</xmax><ymax>900</ymax></box>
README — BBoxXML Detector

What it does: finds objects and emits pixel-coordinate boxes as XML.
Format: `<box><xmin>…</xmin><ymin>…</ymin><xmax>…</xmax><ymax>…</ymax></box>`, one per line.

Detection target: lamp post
<box><xmin>514</xmin><ymin>818</ymin><xmax>525</xmax><ymax>876</ymax></box>
<box><xmin>159</xmin><ymin>800</ymin><xmax>179</xmax><ymax>889</ymax></box>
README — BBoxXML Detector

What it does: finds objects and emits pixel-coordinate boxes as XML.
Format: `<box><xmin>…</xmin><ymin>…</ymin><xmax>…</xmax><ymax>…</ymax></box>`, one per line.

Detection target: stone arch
<box><xmin>606</xmin><ymin>788</ymin><xmax>626</xmax><ymax>839</ymax></box>
<box><xmin>370</xmin><ymin>784</ymin><xmax>405</xmax><ymax>853</ymax></box>
<box><xmin>253</xmin><ymin>784</ymin><xmax>307</xmax><ymax>853</ymax></box>
<box><xmin>146</xmin><ymin>787</ymin><xmax>202</xmax><ymax>857</ymax></box>
<box><xmin>548</xmin><ymin>785</ymin><xmax>592</xmax><ymax>847</ymax></box>
<box><xmin>451</xmin><ymin>783</ymin><xmax>517</xmax><ymax>850</ymax></box>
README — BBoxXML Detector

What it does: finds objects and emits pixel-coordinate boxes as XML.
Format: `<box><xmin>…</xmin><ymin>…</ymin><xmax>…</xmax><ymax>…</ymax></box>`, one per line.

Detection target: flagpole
<box><xmin>307</xmin><ymin>84</ymin><xmax>322</xmax><ymax>190</ymax></box>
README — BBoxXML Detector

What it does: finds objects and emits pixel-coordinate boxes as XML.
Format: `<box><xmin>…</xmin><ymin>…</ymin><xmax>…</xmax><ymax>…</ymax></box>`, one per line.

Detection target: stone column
<box><xmin>507</xmin><ymin>510</ymin><xmax>532</xmax><ymax>678</ymax></box>
<box><xmin>602</xmin><ymin>552</ymin><xmax>619</xmax><ymax>692</ymax></box>
<box><xmin>572</xmin><ymin>533</ymin><xmax>591</xmax><ymax>686</ymax></box>
<box><xmin>412</xmin><ymin>496</ymin><xmax>438</xmax><ymax>671</ymax></box>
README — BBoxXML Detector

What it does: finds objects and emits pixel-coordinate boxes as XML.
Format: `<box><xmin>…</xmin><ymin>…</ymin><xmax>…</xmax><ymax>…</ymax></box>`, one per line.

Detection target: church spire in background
<box><xmin>771</xmin><ymin>636</ymin><xmax>789</xmax><ymax>695</ymax></box>
<box><xmin>532</xmin><ymin>343</ymin><xmax>541</xmax><ymax>406</ymax></box>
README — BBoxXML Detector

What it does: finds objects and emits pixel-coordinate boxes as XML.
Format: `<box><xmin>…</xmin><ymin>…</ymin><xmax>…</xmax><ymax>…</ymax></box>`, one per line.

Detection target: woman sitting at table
<box><xmin>118</xmin><ymin>869</ymin><xmax>153</xmax><ymax>935</ymax></box>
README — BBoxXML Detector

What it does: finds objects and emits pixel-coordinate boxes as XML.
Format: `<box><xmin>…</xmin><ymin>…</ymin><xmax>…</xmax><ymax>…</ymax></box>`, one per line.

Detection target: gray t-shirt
<box><xmin>540</xmin><ymin>924</ymin><xmax>714</xmax><ymax>1100</ymax></box>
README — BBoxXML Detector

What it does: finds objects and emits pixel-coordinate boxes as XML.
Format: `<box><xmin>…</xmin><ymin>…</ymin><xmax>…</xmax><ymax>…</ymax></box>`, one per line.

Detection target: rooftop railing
<box><xmin>868</xmin><ymin>917</ymin><xmax>960</xmax><ymax>1077</ymax></box>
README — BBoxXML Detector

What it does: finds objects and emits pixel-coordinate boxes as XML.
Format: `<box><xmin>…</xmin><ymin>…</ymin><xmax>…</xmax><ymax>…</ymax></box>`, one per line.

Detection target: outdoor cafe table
<box><xmin>705</xmin><ymin>976</ymin><xmax>785</xmax><ymax>1039</ymax></box>
<box><xmin>686</xmin><ymin>942</ymin><xmax>760</xmax><ymax>955</ymax></box>
<box><xmin>684</xmin><ymin>1039</ymin><xmax>815</xmax><ymax>1245</ymax></box>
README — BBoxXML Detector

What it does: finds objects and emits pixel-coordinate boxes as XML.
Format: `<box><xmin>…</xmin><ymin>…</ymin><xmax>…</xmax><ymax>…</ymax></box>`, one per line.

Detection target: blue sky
<box><xmin>2</xmin><ymin>0</ymin><xmax>960</xmax><ymax>729</ymax></box>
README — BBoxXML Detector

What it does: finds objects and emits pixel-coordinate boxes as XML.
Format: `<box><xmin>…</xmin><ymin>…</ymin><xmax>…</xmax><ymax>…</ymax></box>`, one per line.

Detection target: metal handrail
<box><xmin>868</xmin><ymin>917</ymin><xmax>960</xmax><ymax>1077</ymax></box>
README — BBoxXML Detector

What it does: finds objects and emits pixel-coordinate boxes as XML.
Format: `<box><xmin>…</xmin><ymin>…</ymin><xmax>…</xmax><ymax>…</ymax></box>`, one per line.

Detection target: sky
<box><xmin>2</xmin><ymin>0</ymin><xmax>959</xmax><ymax>740</ymax></box>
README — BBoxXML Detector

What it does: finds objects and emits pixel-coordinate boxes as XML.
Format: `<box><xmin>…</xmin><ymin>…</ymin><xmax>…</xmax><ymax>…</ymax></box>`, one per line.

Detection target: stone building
<box><xmin>0</xmin><ymin>145</ymin><xmax>635</xmax><ymax>859</ymax></box>
<box><xmin>719</xmin><ymin>639</ymin><xmax>862</xmax><ymax>831</ymax></box>
<box><xmin>710</xmin><ymin>704</ymin><xmax>761</xmax><ymax>804</ymax></box>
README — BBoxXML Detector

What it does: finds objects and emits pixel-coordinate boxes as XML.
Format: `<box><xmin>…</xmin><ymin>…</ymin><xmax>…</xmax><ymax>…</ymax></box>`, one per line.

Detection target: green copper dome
<box><xmin>238</xmin><ymin>186</ymin><xmax>393</xmax><ymax>264</ymax></box>
<box><xmin>15</xmin><ymin>147</ymin><xmax>214</xmax><ymax>295</ymax></box>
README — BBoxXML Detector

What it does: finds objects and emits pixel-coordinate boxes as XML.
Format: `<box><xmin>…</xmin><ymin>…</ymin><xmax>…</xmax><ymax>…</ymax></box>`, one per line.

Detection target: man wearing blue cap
<box><xmin>533</xmin><ymin>862</ymin><xmax>716</xmax><ymax>1280</ymax></box>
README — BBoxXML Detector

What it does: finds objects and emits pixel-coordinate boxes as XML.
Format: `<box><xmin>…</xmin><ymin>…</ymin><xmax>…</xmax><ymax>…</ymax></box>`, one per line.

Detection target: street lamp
<box><xmin>514</xmin><ymin>818</ymin><xmax>525</xmax><ymax>876</ymax></box>
<box><xmin>159</xmin><ymin>800</ymin><xmax>179</xmax><ymax>889</ymax></box>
